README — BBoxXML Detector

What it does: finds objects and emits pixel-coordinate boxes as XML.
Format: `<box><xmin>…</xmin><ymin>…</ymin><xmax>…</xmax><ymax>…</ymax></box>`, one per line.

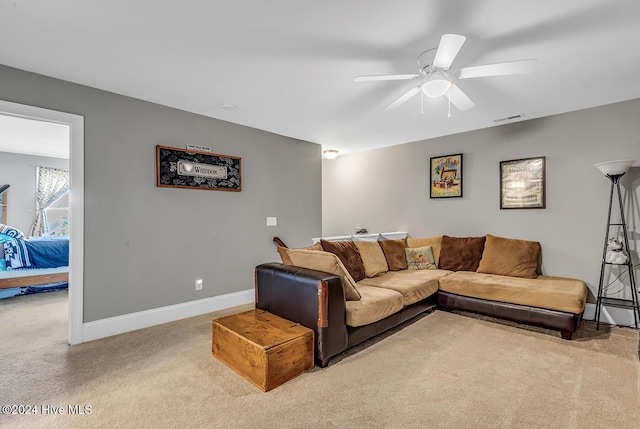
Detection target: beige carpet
<box><xmin>1</xmin><ymin>290</ymin><xmax>639</xmax><ymax>429</ymax></box>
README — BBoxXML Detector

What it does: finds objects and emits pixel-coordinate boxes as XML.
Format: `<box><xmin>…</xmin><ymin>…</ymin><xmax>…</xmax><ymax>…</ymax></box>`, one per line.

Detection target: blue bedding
<box><xmin>3</xmin><ymin>236</ymin><xmax>69</xmax><ymax>270</ymax></box>
<box><xmin>25</xmin><ymin>237</ymin><xmax>69</xmax><ymax>269</ymax></box>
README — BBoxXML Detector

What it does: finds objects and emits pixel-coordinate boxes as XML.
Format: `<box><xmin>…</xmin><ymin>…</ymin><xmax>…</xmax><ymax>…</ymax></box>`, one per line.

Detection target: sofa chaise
<box><xmin>255</xmin><ymin>234</ymin><xmax>588</xmax><ymax>367</ymax></box>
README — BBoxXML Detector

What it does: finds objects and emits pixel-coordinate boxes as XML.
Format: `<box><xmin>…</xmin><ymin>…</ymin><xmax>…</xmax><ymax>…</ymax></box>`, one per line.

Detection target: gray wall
<box><xmin>0</xmin><ymin>151</ymin><xmax>69</xmax><ymax>234</ymax></box>
<box><xmin>0</xmin><ymin>64</ymin><xmax>321</xmax><ymax>322</ymax></box>
<box><xmin>323</xmin><ymin>99</ymin><xmax>640</xmax><ymax>301</ymax></box>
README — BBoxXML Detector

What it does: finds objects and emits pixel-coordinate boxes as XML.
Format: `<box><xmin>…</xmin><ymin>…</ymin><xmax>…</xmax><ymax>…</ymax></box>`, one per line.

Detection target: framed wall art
<box><xmin>156</xmin><ymin>145</ymin><xmax>241</xmax><ymax>192</ymax></box>
<box><xmin>430</xmin><ymin>153</ymin><xmax>463</xmax><ymax>198</ymax></box>
<box><xmin>500</xmin><ymin>156</ymin><xmax>545</xmax><ymax>209</ymax></box>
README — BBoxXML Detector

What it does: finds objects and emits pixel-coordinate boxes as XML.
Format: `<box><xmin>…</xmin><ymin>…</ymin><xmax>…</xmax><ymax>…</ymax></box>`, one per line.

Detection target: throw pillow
<box><xmin>477</xmin><ymin>234</ymin><xmax>541</xmax><ymax>279</ymax></box>
<box><xmin>277</xmin><ymin>242</ymin><xmax>322</xmax><ymax>265</ymax></box>
<box><xmin>406</xmin><ymin>236</ymin><xmax>442</xmax><ymax>267</ymax></box>
<box><xmin>438</xmin><ymin>235</ymin><xmax>486</xmax><ymax>272</ymax></box>
<box><xmin>0</xmin><ymin>233</ymin><xmax>18</xmax><ymax>244</ymax></box>
<box><xmin>379</xmin><ymin>239</ymin><xmax>408</xmax><ymax>271</ymax></box>
<box><xmin>286</xmin><ymin>249</ymin><xmax>361</xmax><ymax>301</ymax></box>
<box><xmin>0</xmin><ymin>224</ymin><xmax>24</xmax><ymax>240</ymax></box>
<box><xmin>405</xmin><ymin>246</ymin><xmax>436</xmax><ymax>270</ymax></box>
<box><xmin>353</xmin><ymin>240</ymin><xmax>389</xmax><ymax>277</ymax></box>
<box><xmin>320</xmin><ymin>240</ymin><xmax>366</xmax><ymax>282</ymax></box>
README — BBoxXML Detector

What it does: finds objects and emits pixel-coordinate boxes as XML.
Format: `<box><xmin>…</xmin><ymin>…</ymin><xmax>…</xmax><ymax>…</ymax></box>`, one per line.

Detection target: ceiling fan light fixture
<box><xmin>421</xmin><ymin>79</ymin><xmax>452</xmax><ymax>98</ymax></box>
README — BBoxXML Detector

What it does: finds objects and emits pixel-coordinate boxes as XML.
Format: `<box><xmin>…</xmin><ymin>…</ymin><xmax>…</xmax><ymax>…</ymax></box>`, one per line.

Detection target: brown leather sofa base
<box><xmin>437</xmin><ymin>291</ymin><xmax>582</xmax><ymax>339</ymax></box>
<box><xmin>255</xmin><ymin>263</ymin><xmax>348</xmax><ymax>368</ymax></box>
<box><xmin>255</xmin><ymin>263</ymin><xmax>437</xmax><ymax>367</ymax></box>
<box><xmin>255</xmin><ymin>263</ymin><xmax>584</xmax><ymax>369</ymax></box>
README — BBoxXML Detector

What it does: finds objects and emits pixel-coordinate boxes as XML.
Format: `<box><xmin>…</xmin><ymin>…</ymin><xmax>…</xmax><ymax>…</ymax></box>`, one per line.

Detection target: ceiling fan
<box><xmin>354</xmin><ymin>34</ymin><xmax>537</xmax><ymax>114</ymax></box>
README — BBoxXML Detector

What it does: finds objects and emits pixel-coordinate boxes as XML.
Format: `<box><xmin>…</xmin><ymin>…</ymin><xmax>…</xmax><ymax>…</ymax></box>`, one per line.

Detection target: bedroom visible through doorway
<box><xmin>0</xmin><ymin>100</ymin><xmax>84</xmax><ymax>345</ymax></box>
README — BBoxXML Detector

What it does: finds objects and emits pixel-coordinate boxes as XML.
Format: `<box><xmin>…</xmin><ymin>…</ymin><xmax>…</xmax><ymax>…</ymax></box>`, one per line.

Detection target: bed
<box><xmin>0</xmin><ymin>224</ymin><xmax>69</xmax><ymax>297</ymax></box>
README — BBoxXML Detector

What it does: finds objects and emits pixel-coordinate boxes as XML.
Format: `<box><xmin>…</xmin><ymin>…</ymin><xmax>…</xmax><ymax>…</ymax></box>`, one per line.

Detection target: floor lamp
<box><xmin>593</xmin><ymin>159</ymin><xmax>638</xmax><ymax>329</ymax></box>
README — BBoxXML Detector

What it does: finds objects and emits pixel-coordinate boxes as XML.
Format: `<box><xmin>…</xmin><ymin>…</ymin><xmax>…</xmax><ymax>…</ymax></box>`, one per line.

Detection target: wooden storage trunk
<box><xmin>212</xmin><ymin>309</ymin><xmax>314</xmax><ymax>392</ymax></box>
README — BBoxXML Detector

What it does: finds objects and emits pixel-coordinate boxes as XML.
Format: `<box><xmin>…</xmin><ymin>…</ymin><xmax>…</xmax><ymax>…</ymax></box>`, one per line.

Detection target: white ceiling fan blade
<box><xmin>456</xmin><ymin>59</ymin><xmax>537</xmax><ymax>79</ymax></box>
<box><xmin>445</xmin><ymin>84</ymin><xmax>475</xmax><ymax>111</ymax></box>
<box><xmin>354</xmin><ymin>74</ymin><xmax>420</xmax><ymax>82</ymax></box>
<box><xmin>433</xmin><ymin>34</ymin><xmax>466</xmax><ymax>70</ymax></box>
<box><xmin>384</xmin><ymin>86</ymin><xmax>421</xmax><ymax>111</ymax></box>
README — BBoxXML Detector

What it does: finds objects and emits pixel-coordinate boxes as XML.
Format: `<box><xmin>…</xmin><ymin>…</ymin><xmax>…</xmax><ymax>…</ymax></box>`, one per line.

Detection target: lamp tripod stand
<box><xmin>594</xmin><ymin>170</ymin><xmax>639</xmax><ymax>330</ymax></box>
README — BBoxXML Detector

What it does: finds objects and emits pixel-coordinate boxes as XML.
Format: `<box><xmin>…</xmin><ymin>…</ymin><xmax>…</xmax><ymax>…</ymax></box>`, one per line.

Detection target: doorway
<box><xmin>0</xmin><ymin>100</ymin><xmax>84</xmax><ymax>344</ymax></box>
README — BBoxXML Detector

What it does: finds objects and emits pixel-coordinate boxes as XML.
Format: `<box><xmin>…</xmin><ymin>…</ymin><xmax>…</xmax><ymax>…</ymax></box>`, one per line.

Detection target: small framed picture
<box><xmin>430</xmin><ymin>153</ymin><xmax>463</xmax><ymax>198</ymax></box>
<box><xmin>500</xmin><ymin>156</ymin><xmax>546</xmax><ymax>209</ymax></box>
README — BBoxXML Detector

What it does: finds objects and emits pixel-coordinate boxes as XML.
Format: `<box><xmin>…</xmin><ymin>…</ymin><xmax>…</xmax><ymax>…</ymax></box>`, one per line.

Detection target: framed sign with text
<box><xmin>156</xmin><ymin>145</ymin><xmax>241</xmax><ymax>192</ymax></box>
<box><xmin>500</xmin><ymin>156</ymin><xmax>545</xmax><ymax>209</ymax></box>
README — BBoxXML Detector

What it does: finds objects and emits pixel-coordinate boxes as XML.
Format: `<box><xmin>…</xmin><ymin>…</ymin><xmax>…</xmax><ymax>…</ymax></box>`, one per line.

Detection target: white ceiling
<box><xmin>1</xmin><ymin>0</ymin><xmax>639</xmax><ymax>156</ymax></box>
<box><xmin>0</xmin><ymin>114</ymin><xmax>69</xmax><ymax>159</ymax></box>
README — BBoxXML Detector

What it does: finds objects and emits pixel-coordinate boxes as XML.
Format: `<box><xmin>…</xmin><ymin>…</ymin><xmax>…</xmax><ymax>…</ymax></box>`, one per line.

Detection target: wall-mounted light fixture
<box><xmin>323</xmin><ymin>150</ymin><xmax>339</xmax><ymax>160</ymax></box>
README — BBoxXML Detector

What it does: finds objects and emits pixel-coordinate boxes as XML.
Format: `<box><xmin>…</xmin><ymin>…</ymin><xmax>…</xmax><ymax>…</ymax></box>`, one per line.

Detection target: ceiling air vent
<box><xmin>493</xmin><ymin>114</ymin><xmax>524</xmax><ymax>123</ymax></box>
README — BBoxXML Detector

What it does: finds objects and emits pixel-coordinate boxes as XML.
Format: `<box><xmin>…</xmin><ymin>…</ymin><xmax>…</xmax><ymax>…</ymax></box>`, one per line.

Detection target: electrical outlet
<box><xmin>195</xmin><ymin>279</ymin><xmax>203</xmax><ymax>291</ymax></box>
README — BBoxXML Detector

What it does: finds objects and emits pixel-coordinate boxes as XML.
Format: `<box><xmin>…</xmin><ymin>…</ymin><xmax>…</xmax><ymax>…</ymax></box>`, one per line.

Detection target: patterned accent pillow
<box><xmin>3</xmin><ymin>239</ymin><xmax>32</xmax><ymax>270</ymax></box>
<box><xmin>405</xmin><ymin>246</ymin><xmax>436</xmax><ymax>270</ymax></box>
<box><xmin>406</xmin><ymin>236</ymin><xmax>442</xmax><ymax>267</ymax></box>
<box><xmin>0</xmin><ymin>224</ymin><xmax>24</xmax><ymax>240</ymax></box>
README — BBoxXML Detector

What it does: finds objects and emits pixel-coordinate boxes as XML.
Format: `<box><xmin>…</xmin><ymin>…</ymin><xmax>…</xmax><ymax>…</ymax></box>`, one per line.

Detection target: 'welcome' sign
<box><xmin>156</xmin><ymin>145</ymin><xmax>241</xmax><ymax>192</ymax></box>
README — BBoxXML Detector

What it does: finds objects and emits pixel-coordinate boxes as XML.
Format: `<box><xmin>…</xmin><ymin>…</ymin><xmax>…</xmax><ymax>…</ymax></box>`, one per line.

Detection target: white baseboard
<box><xmin>583</xmin><ymin>303</ymin><xmax>638</xmax><ymax>327</ymax></box>
<box><xmin>81</xmin><ymin>289</ymin><xmax>254</xmax><ymax>343</ymax></box>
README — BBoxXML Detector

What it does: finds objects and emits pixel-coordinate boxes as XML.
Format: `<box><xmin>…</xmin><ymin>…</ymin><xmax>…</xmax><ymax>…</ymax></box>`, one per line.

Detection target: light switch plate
<box><xmin>266</xmin><ymin>217</ymin><xmax>277</xmax><ymax>226</ymax></box>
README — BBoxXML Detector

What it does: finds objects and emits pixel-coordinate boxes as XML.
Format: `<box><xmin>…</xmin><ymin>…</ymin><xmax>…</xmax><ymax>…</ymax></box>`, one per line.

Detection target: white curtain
<box><xmin>29</xmin><ymin>167</ymin><xmax>70</xmax><ymax>237</ymax></box>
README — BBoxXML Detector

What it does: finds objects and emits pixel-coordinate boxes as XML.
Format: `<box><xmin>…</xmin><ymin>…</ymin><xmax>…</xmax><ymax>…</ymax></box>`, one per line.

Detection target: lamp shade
<box><xmin>593</xmin><ymin>159</ymin><xmax>636</xmax><ymax>176</ymax></box>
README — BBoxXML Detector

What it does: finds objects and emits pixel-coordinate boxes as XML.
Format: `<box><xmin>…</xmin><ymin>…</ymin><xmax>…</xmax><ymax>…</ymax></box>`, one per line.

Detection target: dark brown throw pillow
<box><xmin>379</xmin><ymin>239</ymin><xmax>408</xmax><ymax>271</ymax></box>
<box><xmin>438</xmin><ymin>235</ymin><xmax>486</xmax><ymax>272</ymax></box>
<box><xmin>320</xmin><ymin>240</ymin><xmax>366</xmax><ymax>282</ymax></box>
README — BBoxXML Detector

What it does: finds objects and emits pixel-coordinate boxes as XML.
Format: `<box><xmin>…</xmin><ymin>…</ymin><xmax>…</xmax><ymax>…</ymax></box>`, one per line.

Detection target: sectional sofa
<box><xmin>255</xmin><ymin>233</ymin><xmax>588</xmax><ymax>367</ymax></box>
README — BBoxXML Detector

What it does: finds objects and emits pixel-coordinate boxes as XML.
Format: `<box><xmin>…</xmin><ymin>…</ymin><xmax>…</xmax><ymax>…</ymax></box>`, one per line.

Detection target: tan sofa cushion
<box><xmin>353</xmin><ymin>241</ymin><xmax>389</xmax><ymax>277</ymax></box>
<box><xmin>438</xmin><ymin>271</ymin><xmax>587</xmax><ymax>314</ymax></box>
<box><xmin>477</xmin><ymin>234</ymin><xmax>541</xmax><ymax>279</ymax></box>
<box><xmin>406</xmin><ymin>236</ymin><xmax>442</xmax><ymax>267</ymax></box>
<box><xmin>379</xmin><ymin>239</ymin><xmax>408</xmax><ymax>271</ymax></box>
<box><xmin>359</xmin><ymin>269</ymin><xmax>451</xmax><ymax>306</ymax></box>
<box><xmin>438</xmin><ymin>235</ymin><xmax>486</xmax><ymax>272</ymax></box>
<box><xmin>320</xmin><ymin>239</ymin><xmax>366</xmax><ymax>282</ymax></box>
<box><xmin>277</xmin><ymin>242</ymin><xmax>322</xmax><ymax>265</ymax></box>
<box><xmin>345</xmin><ymin>285</ymin><xmax>404</xmax><ymax>327</ymax></box>
<box><xmin>286</xmin><ymin>249</ymin><xmax>361</xmax><ymax>301</ymax></box>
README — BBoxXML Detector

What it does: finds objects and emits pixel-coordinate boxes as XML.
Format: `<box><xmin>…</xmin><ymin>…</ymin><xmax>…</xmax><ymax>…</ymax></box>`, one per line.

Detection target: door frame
<box><xmin>0</xmin><ymin>100</ymin><xmax>84</xmax><ymax>345</ymax></box>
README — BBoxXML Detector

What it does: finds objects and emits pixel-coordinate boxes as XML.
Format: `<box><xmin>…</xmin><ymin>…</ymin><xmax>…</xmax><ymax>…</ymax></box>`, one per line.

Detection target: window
<box><xmin>44</xmin><ymin>191</ymin><xmax>69</xmax><ymax>236</ymax></box>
